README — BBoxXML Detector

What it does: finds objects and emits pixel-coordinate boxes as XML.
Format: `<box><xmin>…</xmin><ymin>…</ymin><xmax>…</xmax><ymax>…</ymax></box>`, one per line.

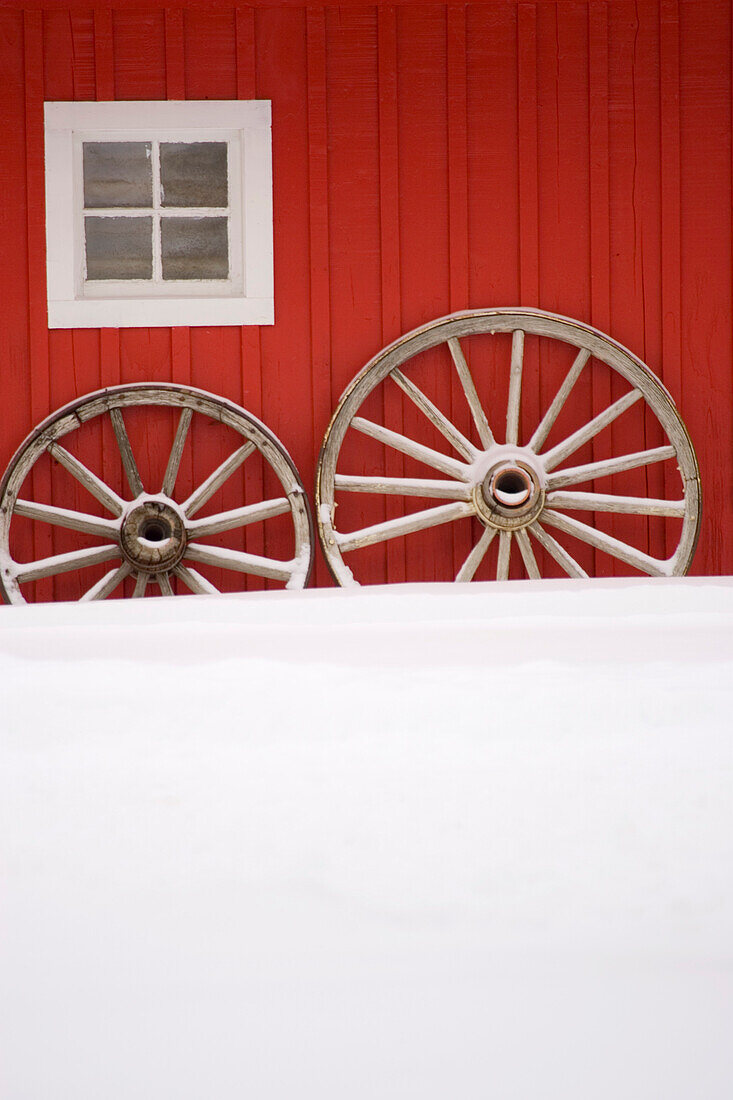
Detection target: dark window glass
<box><xmin>85</xmin><ymin>216</ymin><xmax>153</xmax><ymax>280</ymax></box>
<box><xmin>83</xmin><ymin>143</ymin><xmax>152</xmax><ymax>208</ymax></box>
<box><xmin>161</xmin><ymin>217</ymin><xmax>229</xmax><ymax>280</ymax></box>
<box><xmin>160</xmin><ymin>143</ymin><xmax>228</xmax><ymax>208</ymax></box>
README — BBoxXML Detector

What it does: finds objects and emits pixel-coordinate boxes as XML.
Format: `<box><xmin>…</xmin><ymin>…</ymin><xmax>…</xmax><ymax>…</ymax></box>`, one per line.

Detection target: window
<box><xmin>44</xmin><ymin>101</ymin><xmax>273</xmax><ymax>328</ymax></box>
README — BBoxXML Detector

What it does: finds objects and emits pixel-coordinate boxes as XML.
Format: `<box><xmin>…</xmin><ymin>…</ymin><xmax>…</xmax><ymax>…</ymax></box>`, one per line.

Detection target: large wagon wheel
<box><xmin>316</xmin><ymin>308</ymin><xmax>701</xmax><ymax>585</ymax></box>
<box><xmin>0</xmin><ymin>384</ymin><xmax>313</xmax><ymax>604</ymax></box>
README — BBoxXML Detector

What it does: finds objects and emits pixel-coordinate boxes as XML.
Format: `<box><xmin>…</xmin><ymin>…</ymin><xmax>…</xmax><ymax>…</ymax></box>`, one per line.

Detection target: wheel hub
<box><xmin>119</xmin><ymin>498</ymin><xmax>187</xmax><ymax>573</ymax></box>
<box><xmin>473</xmin><ymin>450</ymin><xmax>546</xmax><ymax>530</ymax></box>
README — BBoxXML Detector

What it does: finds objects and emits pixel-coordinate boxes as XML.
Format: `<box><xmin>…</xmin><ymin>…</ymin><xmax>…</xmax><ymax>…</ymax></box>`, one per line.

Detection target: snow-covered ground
<box><xmin>1</xmin><ymin>577</ymin><xmax>732</xmax><ymax>1099</ymax></box>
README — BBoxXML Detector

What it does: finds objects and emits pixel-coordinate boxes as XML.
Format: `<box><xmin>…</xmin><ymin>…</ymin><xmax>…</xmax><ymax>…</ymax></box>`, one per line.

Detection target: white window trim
<box><xmin>44</xmin><ymin>100</ymin><xmax>274</xmax><ymax>328</ymax></box>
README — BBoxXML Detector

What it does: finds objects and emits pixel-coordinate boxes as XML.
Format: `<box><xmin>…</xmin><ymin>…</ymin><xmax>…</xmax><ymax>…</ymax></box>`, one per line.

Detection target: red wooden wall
<box><xmin>0</xmin><ymin>0</ymin><xmax>731</xmax><ymax>594</ymax></box>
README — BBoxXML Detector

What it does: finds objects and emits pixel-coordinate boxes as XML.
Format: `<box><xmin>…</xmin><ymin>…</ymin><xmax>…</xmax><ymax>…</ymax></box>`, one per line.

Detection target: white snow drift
<box><xmin>1</xmin><ymin>577</ymin><xmax>732</xmax><ymax>1099</ymax></box>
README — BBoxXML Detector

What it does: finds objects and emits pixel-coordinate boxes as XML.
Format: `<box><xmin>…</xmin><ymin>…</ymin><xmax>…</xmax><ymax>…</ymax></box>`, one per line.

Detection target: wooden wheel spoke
<box><xmin>13</xmin><ymin>499</ymin><xmax>120</xmax><ymax>538</ymax></box>
<box><xmin>157</xmin><ymin>572</ymin><xmax>174</xmax><ymax>596</ymax></box>
<box><xmin>13</xmin><ymin>544</ymin><xmax>120</xmax><ymax>584</ymax></box>
<box><xmin>541</xmin><ymin>509</ymin><xmax>670</xmax><ymax>576</ymax></box>
<box><xmin>181</xmin><ymin>442</ymin><xmax>256</xmax><ymax>517</ymax></box>
<box><xmin>496</xmin><ymin>530</ymin><xmax>512</xmax><ymax>580</ymax></box>
<box><xmin>505</xmin><ymin>329</ymin><xmax>525</xmax><ymax>445</ymax></box>
<box><xmin>447</xmin><ymin>337</ymin><xmax>495</xmax><ymax>448</ymax></box>
<box><xmin>185</xmin><ymin>542</ymin><xmax>294</xmax><ymax>583</ymax></box>
<box><xmin>132</xmin><ymin>571</ymin><xmax>150</xmax><ymax>598</ymax></box>
<box><xmin>528</xmin><ymin>348</ymin><xmax>590</xmax><ymax>452</ymax></box>
<box><xmin>186</xmin><ymin>497</ymin><xmax>291</xmax><ymax>538</ymax></box>
<box><xmin>528</xmin><ymin>522</ymin><xmax>588</xmax><ymax>578</ymax></box>
<box><xmin>334</xmin><ymin>474</ymin><xmax>471</xmax><ymax>501</ymax></box>
<box><xmin>80</xmin><ymin>563</ymin><xmax>132</xmax><ymax>602</ymax></box>
<box><xmin>110</xmin><ymin>407</ymin><xmax>144</xmax><ymax>497</ymax></box>
<box><xmin>515</xmin><ymin>528</ymin><xmax>541</xmax><ymax>579</ymax></box>
<box><xmin>390</xmin><ymin>369</ymin><xmax>478</xmax><ymax>461</ymax></box>
<box><xmin>48</xmin><ymin>444</ymin><xmax>125</xmax><ymax>516</ymax></box>
<box><xmin>173</xmin><ymin>563</ymin><xmax>220</xmax><ymax>595</ymax></box>
<box><xmin>337</xmin><ymin>501</ymin><xmax>475</xmax><ymax>554</ymax></box>
<box><xmin>351</xmin><ymin>417</ymin><xmax>472</xmax><ymax>480</ymax></box>
<box><xmin>541</xmin><ymin>389</ymin><xmax>643</xmax><ymax>471</ymax></box>
<box><xmin>546</xmin><ymin>490</ymin><xmax>686</xmax><ymax>517</ymax></box>
<box><xmin>161</xmin><ymin>407</ymin><xmax>193</xmax><ymax>496</ymax></box>
<box><xmin>546</xmin><ymin>445</ymin><xmax>676</xmax><ymax>489</ymax></box>
<box><xmin>455</xmin><ymin>527</ymin><xmax>496</xmax><ymax>582</ymax></box>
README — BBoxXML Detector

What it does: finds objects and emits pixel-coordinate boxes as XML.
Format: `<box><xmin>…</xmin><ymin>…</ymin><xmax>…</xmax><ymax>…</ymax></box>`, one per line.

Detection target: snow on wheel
<box><xmin>316</xmin><ymin>308</ymin><xmax>701</xmax><ymax>586</ymax></box>
<box><xmin>0</xmin><ymin>384</ymin><xmax>314</xmax><ymax>603</ymax></box>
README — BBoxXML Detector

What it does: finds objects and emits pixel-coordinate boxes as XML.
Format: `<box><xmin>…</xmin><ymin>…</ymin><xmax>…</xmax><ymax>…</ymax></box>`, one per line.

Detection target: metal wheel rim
<box><xmin>316</xmin><ymin>308</ymin><xmax>701</xmax><ymax>586</ymax></box>
<box><xmin>0</xmin><ymin>383</ymin><xmax>314</xmax><ymax>603</ymax></box>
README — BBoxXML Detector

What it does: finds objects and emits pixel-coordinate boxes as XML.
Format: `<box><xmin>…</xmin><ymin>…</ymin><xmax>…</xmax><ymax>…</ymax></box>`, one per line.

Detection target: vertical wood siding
<box><xmin>0</xmin><ymin>0</ymin><xmax>730</xmax><ymax>593</ymax></box>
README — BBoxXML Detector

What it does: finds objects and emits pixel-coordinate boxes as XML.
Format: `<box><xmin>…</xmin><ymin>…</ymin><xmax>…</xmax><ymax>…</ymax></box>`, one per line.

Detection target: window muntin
<box><xmin>81</xmin><ymin>139</ymin><xmax>232</xmax><ymax>287</ymax></box>
<box><xmin>74</xmin><ymin>129</ymin><xmax>242</xmax><ymax>301</ymax></box>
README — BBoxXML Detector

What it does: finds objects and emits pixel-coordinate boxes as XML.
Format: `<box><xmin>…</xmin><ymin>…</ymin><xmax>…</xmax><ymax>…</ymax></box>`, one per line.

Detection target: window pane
<box><xmin>83</xmin><ymin>142</ymin><xmax>152</xmax><ymax>208</ymax></box>
<box><xmin>160</xmin><ymin>143</ymin><xmax>228</xmax><ymax>208</ymax></box>
<box><xmin>85</xmin><ymin>216</ymin><xmax>153</xmax><ymax>280</ymax></box>
<box><xmin>161</xmin><ymin>217</ymin><xmax>229</xmax><ymax>280</ymax></box>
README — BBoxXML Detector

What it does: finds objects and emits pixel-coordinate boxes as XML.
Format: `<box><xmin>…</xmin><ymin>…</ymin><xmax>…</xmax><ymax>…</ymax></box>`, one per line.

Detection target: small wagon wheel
<box><xmin>316</xmin><ymin>308</ymin><xmax>701</xmax><ymax>586</ymax></box>
<box><xmin>0</xmin><ymin>384</ymin><xmax>314</xmax><ymax>604</ymax></box>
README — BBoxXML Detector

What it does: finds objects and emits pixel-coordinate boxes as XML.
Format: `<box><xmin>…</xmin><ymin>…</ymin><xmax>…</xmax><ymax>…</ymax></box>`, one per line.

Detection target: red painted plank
<box><xmin>164</xmin><ymin>7</ymin><xmax>194</xmax><ymax>583</ymax></box>
<box><xmin>326</xmin><ymin>5</ymin><xmax>383</xmax><ymax>584</ymax></box>
<box><xmin>446</xmin><ymin>3</ymin><xmax>471</xmax><ymax>576</ymax></box>
<box><xmin>90</xmin><ymin>8</ymin><xmax>124</xmax><ymax>543</ymax></box>
<box><xmin>0</xmin><ymin>9</ymin><xmax>31</xmax><ymax>510</ymax></box>
<box><xmin>178</xmin><ymin>10</ymin><xmax>244</xmax><ymax>588</ymax></box>
<box><xmin>113</xmin><ymin>7</ymin><xmax>166</xmax><ymax>99</ymax></box>
<box><xmin>396</xmin><ymin>4</ymin><xmax>454</xmax><ymax>583</ymax></box>
<box><xmin>659</xmin><ymin>0</ymin><xmax>683</xmax><ymax>559</ymax></box>
<box><xmin>679</xmin><ymin>0</ymin><xmax>732</xmax><ymax>575</ymax></box>
<box><xmin>515</xmin><ymin>1</ymin><xmax>542</xmax><ymax>578</ymax></box>
<box><xmin>165</xmin><ymin>7</ymin><xmax>186</xmax><ymax>98</ymax></box>
<box><xmin>24</xmin><ymin>10</ymin><xmax>54</xmax><ymax>598</ymax></box>
<box><xmin>234</xmin><ymin>6</ymin><xmax>266</xmax><ymax>588</ymax></box>
<box><xmin>588</xmin><ymin>0</ymin><xmax>614</xmax><ymax>574</ymax></box>
<box><xmin>43</xmin><ymin>0</ymin><xmax>103</xmax><ymax>591</ymax></box>
<box><xmin>183</xmin><ymin>6</ymin><xmax>237</xmax><ymax>99</ymax></box>
<box><xmin>377</xmin><ymin>4</ymin><xmax>405</xmax><ymax>584</ymax></box>
<box><xmin>85</xmin><ymin>24</ymin><xmax>121</xmax><ymax>583</ymax></box>
<box><xmin>536</xmin><ymin>0</ymin><xmax>595</xmax><ymax>574</ymax></box>
<box><xmin>256</xmin><ymin>7</ymin><xmax>313</xmax><ymax>583</ymax></box>
<box><xmin>589</xmin><ymin>1</ymin><xmax>611</xmax><ymax>336</ymax></box>
<box><xmin>447</xmin><ymin>4</ymin><xmax>467</xmax><ymax>314</ymax></box>
<box><xmin>606</xmin><ymin>2</ymin><xmax>650</xmax><ymax>574</ymax></box>
<box><xmin>94</xmin><ymin>7</ymin><xmax>115</xmax><ymax>99</ymax></box>
<box><xmin>517</xmin><ymin>1</ymin><xmax>539</xmax><ymax>308</ymax></box>
<box><xmin>466</xmin><ymin>2</ymin><xmax>519</xmax><ymax>307</ymax></box>
<box><xmin>378</xmin><ymin>5</ymin><xmax>400</xmax><ymax>348</ymax></box>
<box><xmin>177</xmin><ymin>9</ymin><xmax>242</xmax><ymax>590</ymax></box>
<box><xmin>306</xmin><ymin>6</ymin><xmax>331</xmax><ymax>585</ymax></box>
<box><xmin>636</xmin><ymin>1</ymin><xmax>666</xmax><ymax>563</ymax></box>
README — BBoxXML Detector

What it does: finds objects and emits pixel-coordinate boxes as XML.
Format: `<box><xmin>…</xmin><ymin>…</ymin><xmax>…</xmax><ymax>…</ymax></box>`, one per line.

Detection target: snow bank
<box><xmin>1</xmin><ymin>577</ymin><xmax>732</xmax><ymax>1099</ymax></box>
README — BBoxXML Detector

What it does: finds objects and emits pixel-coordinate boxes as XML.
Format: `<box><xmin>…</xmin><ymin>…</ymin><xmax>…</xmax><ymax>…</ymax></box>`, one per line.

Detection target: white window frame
<box><xmin>44</xmin><ymin>100</ymin><xmax>274</xmax><ymax>328</ymax></box>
